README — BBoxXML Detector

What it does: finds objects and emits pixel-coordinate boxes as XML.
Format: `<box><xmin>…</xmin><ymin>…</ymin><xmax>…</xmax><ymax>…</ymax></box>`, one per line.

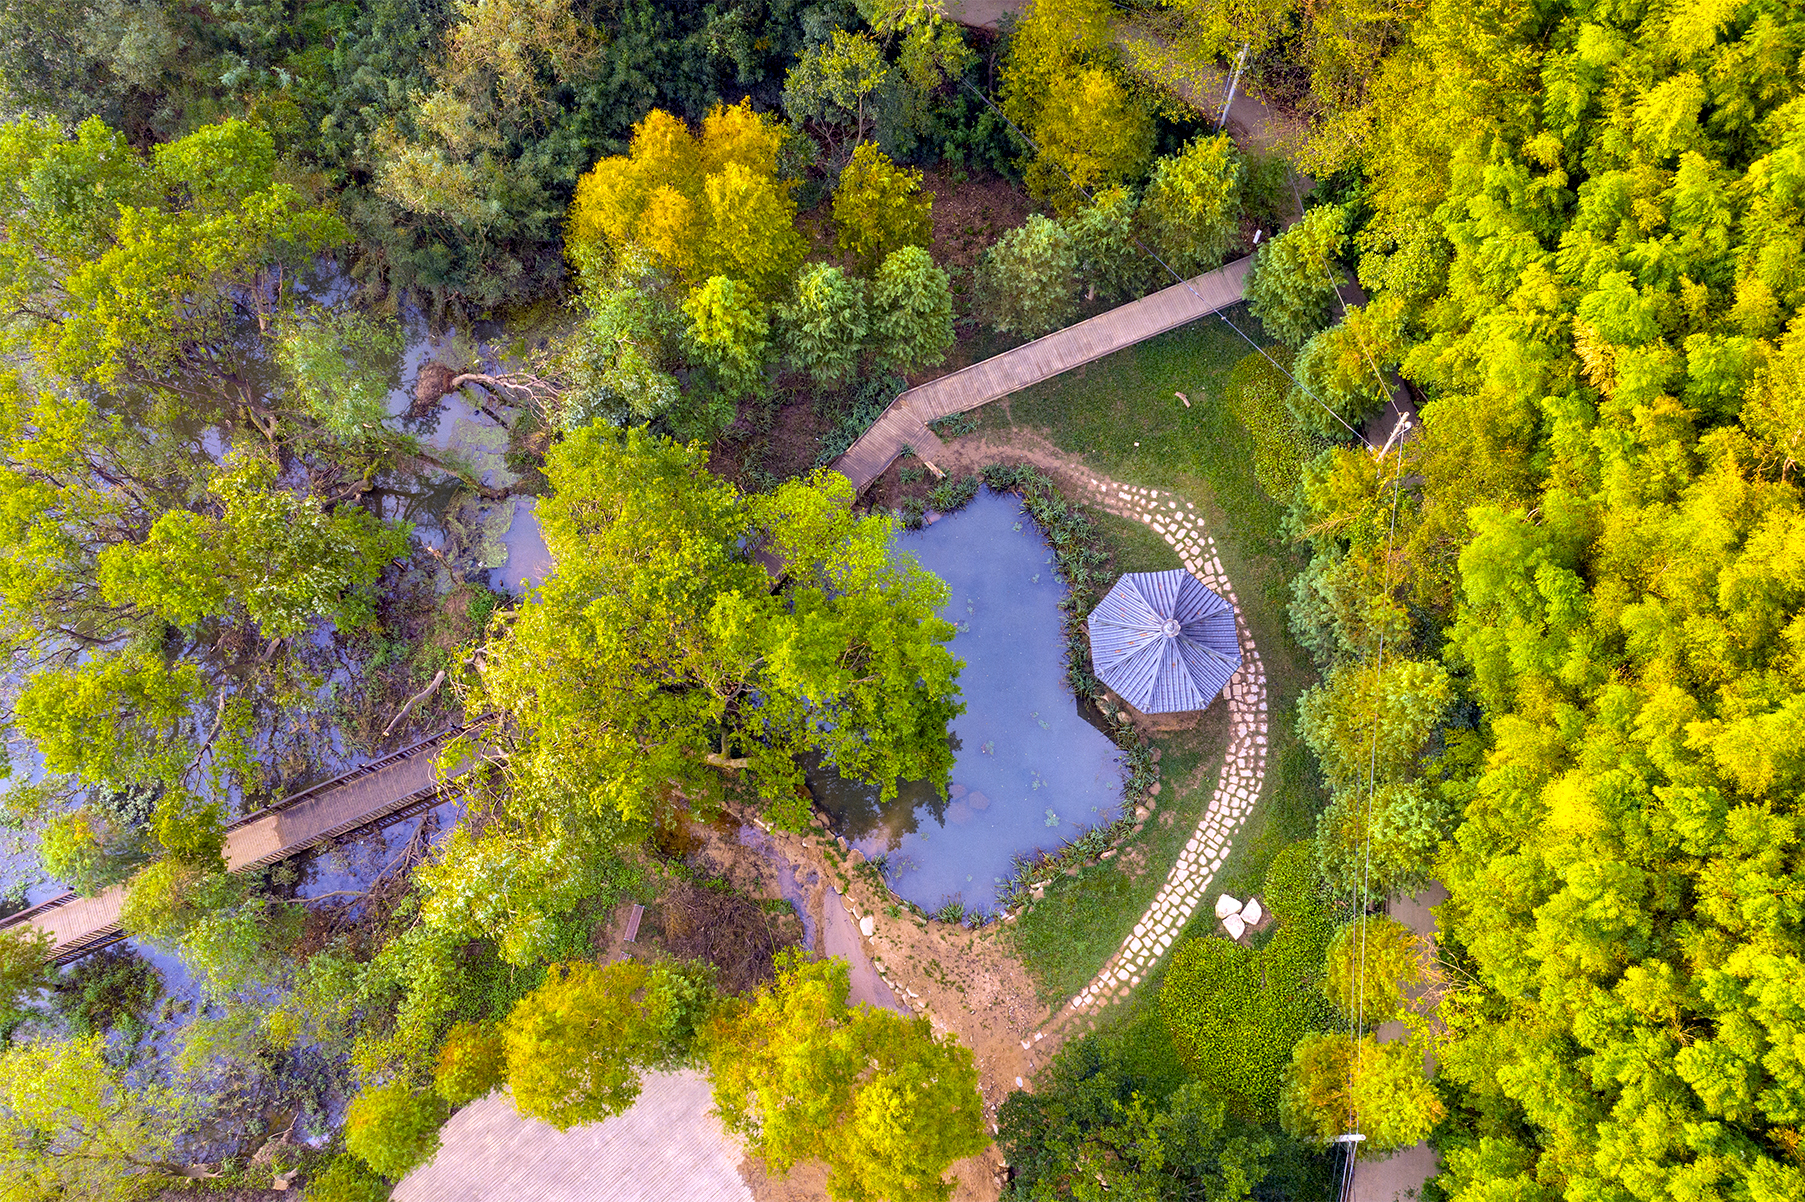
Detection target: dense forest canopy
<box><xmin>1270</xmin><ymin>0</ymin><xmax>1805</xmax><ymax>1195</ymax></box>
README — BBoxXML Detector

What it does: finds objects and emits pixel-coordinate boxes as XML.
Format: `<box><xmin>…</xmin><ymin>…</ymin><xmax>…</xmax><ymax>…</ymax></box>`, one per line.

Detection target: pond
<box><xmin>809</xmin><ymin>489</ymin><xmax>1125</xmax><ymax>915</ymax></box>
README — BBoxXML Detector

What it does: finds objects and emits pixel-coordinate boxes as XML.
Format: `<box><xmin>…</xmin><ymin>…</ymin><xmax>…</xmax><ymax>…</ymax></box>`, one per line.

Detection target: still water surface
<box><xmin>810</xmin><ymin>490</ymin><xmax>1124</xmax><ymax>914</ymax></box>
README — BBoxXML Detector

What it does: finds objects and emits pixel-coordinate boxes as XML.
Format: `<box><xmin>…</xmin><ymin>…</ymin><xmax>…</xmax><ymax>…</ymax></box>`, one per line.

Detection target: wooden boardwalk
<box><xmin>1</xmin><ymin>726</ymin><xmax>480</xmax><ymax>963</ymax></box>
<box><xmin>833</xmin><ymin>256</ymin><xmax>1251</xmax><ymax>492</ymax></box>
<box><xmin>393</xmin><ymin>1073</ymin><xmax>752</xmax><ymax>1202</ymax></box>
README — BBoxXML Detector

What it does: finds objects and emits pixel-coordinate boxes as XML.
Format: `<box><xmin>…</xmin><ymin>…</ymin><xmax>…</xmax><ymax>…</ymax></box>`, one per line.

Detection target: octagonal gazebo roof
<box><xmin>1087</xmin><ymin>569</ymin><xmax>1240</xmax><ymax>713</ymax></box>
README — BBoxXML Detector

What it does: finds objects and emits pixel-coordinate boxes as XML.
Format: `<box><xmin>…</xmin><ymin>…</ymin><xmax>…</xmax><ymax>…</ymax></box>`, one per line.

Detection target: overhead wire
<box><xmin>958</xmin><ymin>62</ymin><xmax>1413</xmax><ymax>1185</ymax></box>
<box><xmin>955</xmin><ymin>75</ymin><xmax>1377</xmax><ymax>449</ymax></box>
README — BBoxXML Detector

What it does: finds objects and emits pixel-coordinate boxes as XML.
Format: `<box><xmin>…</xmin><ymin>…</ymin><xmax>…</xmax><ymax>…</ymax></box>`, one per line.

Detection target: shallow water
<box><xmin>811</xmin><ymin>491</ymin><xmax>1124</xmax><ymax>914</ymax></box>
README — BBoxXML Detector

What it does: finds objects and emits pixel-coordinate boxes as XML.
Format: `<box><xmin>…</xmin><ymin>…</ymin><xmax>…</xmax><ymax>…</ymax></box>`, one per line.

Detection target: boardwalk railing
<box><xmin>2</xmin><ymin>722</ymin><xmax>491</xmax><ymax>964</ymax></box>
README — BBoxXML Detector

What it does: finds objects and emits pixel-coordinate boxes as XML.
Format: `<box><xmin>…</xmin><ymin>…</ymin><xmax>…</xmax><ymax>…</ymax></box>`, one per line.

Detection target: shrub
<box><xmin>304</xmin><ymin>1154</ymin><xmax>390</xmax><ymax>1202</ymax></box>
<box><xmin>1160</xmin><ymin>843</ymin><xmax>1336</xmax><ymax>1120</ymax></box>
<box><xmin>433</xmin><ymin>1020</ymin><xmax>507</xmax><ymax>1105</ymax></box>
<box><xmin>344</xmin><ymin>1080</ymin><xmax>447</xmax><ymax>1179</ymax></box>
<box><xmin>1224</xmin><ymin>348</ymin><xmax>1328</xmax><ymax>501</ymax></box>
<box><xmin>979</xmin><ymin>214</ymin><xmax>1078</xmax><ymax>338</ymax></box>
<box><xmin>927</xmin><ymin>475</ymin><xmax>979</xmax><ymax>513</ymax></box>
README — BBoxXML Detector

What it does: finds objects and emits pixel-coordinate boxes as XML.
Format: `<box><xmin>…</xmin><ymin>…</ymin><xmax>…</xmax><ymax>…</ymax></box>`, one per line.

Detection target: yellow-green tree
<box><xmin>833</xmin><ymin>142</ymin><xmax>933</xmax><ymax>274</ymax></box>
<box><xmin>707</xmin><ymin>952</ymin><xmax>988</xmax><ymax>1202</ymax></box>
<box><xmin>469</xmin><ymin>428</ymin><xmax>962</xmax><ymax>830</ymax></box>
<box><xmin>0</xmin><ymin>1035</ymin><xmax>189</xmax><ymax>1201</ymax></box>
<box><xmin>1279</xmin><ymin>1031</ymin><xmax>1442</xmax><ymax>1155</ymax></box>
<box><xmin>568</xmin><ymin>103</ymin><xmax>804</xmax><ymax>298</ymax></box>
<box><xmin>999</xmin><ymin>0</ymin><xmax>1155</xmax><ymax>208</ymax></box>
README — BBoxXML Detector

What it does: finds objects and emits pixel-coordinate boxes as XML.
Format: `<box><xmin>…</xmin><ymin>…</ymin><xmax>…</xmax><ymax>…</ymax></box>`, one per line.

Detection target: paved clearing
<box><xmin>394</xmin><ymin>1073</ymin><xmax>752</xmax><ymax>1202</ymax></box>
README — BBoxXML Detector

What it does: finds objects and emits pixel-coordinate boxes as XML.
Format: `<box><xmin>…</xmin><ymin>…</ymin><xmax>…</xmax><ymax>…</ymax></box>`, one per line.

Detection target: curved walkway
<box><xmin>834</xmin><ymin>258</ymin><xmax>1251</xmax><ymax>491</ymax></box>
<box><xmin>1035</xmin><ymin>473</ymin><xmax>1269</xmax><ymax>1029</ymax></box>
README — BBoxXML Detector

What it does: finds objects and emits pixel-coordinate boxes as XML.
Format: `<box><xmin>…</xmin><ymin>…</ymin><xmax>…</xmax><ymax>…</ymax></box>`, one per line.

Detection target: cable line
<box><xmin>956</xmin><ymin>76</ymin><xmax>1377</xmax><ymax>449</ymax></box>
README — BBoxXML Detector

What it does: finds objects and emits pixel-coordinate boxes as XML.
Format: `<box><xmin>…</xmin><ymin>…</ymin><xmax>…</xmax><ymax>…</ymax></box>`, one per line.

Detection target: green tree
<box><xmin>780</xmin><ymin>263</ymin><xmax>870</xmax><ymax>387</ymax></box>
<box><xmin>871</xmin><ymin>245</ymin><xmax>956</xmax><ymax>375</ymax></box>
<box><xmin>783</xmin><ymin>28</ymin><xmax>890</xmax><ymax>153</ymax></box>
<box><xmin>1246</xmin><ymin>206</ymin><xmax>1349</xmax><ymax>348</ymax></box>
<box><xmin>1138</xmin><ymin>135</ymin><xmax>1244</xmax><ymax>277</ymax></box>
<box><xmin>834</xmin><ymin>142</ymin><xmax>933</xmax><ymax>275</ymax></box>
<box><xmin>471</xmin><ymin>429</ymin><xmax>962</xmax><ymax>830</ymax></box>
<box><xmin>0</xmin><ymin>926</ymin><xmax>52</xmax><ymax>1032</ymax></box>
<box><xmin>344</xmin><ymin>1080</ymin><xmax>447</xmax><ymax>1180</ymax></box>
<box><xmin>94</xmin><ymin>454</ymin><xmax>410</xmax><ymax>638</ymax></box>
<box><xmin>1065</xmin><ymin>186</ymin><xmax>1154</xmax><ymax>303</ymax></box>
<box><xmin>1313</xmin><ymin>780</ymin><xmax>1453</xmax><ymax>899</ymax></box>
<box><xmin>707</xmin><ymin>952</ymin><xmax>988</xmax><ymax>1202</ymax></box>
<box><xmin>683</xmin><ymin>276</ymin><xmax>771</xmax><ymax>400</ymax></box>
<box><xmin>980</xmin><ymin>215</ymin><xmax>1079</xmax><ymax>338</ymax></box>
<box><xmin>0</xmin><ymin>115</ymin><xmax>347</xmax><ymax>389</ymax></box>
<box><xmin>503</xmin><ymin>961</ymin><xmax>661</xmax><ymax>1129</ymax></box>
<box><xmin>434</xmin><ymin>1021</ymin><xmax>507</xmax><ymax>1105</ymax></box>
<box><xmin>274</xmin><ymin>308</ymin><xmax>404</xmax><ymax>445</ymax></box>
<box><xmin>560</xmin><ymin>246</ymin><xmax>683</xmax><ymax>428</ymax></box>
<box><xmin>1279</xmin><ymin>1032</ymin><xmax>1442</xmax><ymax>1155</ymax></box>
<box><xmin>0</xmin><ymin>1034</ymin><xmax>188</xmax><ymax>1201</ymax></box>
<box><xmin>1297</xmin><ymin>658</ymin><xmax>1451</xmax><ymax>793</ymax></box>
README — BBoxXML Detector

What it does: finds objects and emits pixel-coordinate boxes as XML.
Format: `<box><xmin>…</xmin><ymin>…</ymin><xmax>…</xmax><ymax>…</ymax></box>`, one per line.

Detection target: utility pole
<box><xmin>1217</xmin><ymin>42</ymin><xmax>1250</xmax><ymax>133</ymax></box>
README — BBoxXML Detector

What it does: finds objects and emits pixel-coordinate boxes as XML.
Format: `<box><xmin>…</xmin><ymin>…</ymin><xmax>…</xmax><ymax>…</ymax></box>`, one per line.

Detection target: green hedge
<box><xmin>1159</xmin><ymin>842</ymin><xmax>1337</xmax><ymax>1121</ymax></box>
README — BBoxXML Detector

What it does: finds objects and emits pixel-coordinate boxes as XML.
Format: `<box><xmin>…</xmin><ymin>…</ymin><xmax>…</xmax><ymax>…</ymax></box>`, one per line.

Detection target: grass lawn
<box><xmin>991</xmin><ymin>306</ymin><xmax>1329</xmax><ymax>1013</ymax></box>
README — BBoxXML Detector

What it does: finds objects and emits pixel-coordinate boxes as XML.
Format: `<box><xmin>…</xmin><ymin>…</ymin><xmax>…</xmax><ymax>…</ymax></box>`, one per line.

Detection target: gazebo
<box><xmin>1086</xmin><ymin>569</ymin><xmax>1241</xmax><ymax>713</ymax></box>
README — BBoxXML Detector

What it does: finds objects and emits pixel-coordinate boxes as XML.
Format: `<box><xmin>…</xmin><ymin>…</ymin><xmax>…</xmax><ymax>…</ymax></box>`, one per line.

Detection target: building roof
<box><xmin>1086</xmin><ymin>569</ymin><xmax>1240</xmax><ymax>713</ymax></box>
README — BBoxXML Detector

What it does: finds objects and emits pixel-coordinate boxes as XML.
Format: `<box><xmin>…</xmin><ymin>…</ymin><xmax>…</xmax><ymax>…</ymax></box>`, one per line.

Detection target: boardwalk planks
<box><xmin>833</xmin><ymin>256</ymin><xmax>1251</xmax><ymax>492</ymax></box>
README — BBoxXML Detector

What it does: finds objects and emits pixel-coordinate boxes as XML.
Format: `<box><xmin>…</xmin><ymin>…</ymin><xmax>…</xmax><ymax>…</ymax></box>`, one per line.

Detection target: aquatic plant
<box><xmin>932</xmin><ymin>899</ymin><xmax>967</xmax><ymax>925</ymax></box>
<box><xmin>927</xmin><ymin>474</ymin><xmax>979</xmax><ymax>513</ymax></box>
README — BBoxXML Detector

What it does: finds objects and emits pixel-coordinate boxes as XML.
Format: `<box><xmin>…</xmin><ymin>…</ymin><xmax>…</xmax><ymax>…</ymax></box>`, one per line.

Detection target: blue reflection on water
<box><xmin>809</xmin><ymin>489</ymin><xmax>1124</xmax><ymax>913</ymax></box>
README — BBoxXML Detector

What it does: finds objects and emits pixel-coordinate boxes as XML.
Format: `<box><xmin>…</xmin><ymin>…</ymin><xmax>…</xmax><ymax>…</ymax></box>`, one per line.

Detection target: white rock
<box><xmin>1214</xmin><ymin>894</ymin><xmax>1243</xmax><ymax>920</ymax></box>
<box><xmin>859</xmin><ymin>915</ymin><xmax>876</xmax><ymax>938</ymax></box>
<box><xmin>1242</xmin><ymin>897</ymin><xmax>1264</xmax><ymax>925</ymax></box>
<box><xmin>1222</xmin><ymin>913</ymin><xmax>1247</xmax><ymax>940</ymax></box>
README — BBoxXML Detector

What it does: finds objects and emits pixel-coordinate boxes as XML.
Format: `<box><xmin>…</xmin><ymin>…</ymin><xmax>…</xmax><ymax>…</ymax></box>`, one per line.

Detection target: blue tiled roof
<box><xmin>1087</xmin><ymin>569</ymin><xmax>1240</xmax><ymax>713</ymax></box>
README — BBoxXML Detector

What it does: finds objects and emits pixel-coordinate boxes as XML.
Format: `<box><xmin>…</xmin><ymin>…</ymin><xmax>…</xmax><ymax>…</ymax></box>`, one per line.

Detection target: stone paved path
<box><xmin>393</xmin><ymin>1073</ymin><xmax>752</xmax><ymax>1202</ymax></box>
<box><xmin>1027</xmin><ymin>474</ymin><xmax>1268</xmax><ymax>1036</ymax></box>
